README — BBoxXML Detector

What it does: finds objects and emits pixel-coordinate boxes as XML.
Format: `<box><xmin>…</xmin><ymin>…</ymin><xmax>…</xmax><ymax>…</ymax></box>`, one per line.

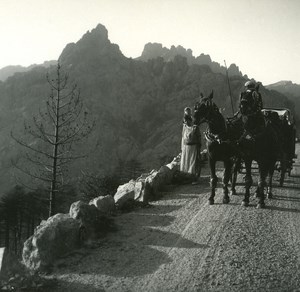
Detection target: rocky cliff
<box><xmin>138</xmin><ymin>42</ymin><xmax>244</xmax><ymax>78</ymax></box>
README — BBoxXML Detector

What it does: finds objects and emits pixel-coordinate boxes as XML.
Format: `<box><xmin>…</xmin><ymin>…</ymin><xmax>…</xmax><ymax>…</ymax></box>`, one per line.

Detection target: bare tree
<box><xmin>11</xmin><ymin>63</ymin><xmax>94</xmax><ymax>216</ymax></box>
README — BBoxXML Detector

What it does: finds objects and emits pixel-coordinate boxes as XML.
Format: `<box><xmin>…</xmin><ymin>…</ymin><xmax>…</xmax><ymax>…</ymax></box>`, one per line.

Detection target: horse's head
<box><xmin>194</xmin><ymin>90</ymin><xmax>217</xmax><ymax>125</ymax></box>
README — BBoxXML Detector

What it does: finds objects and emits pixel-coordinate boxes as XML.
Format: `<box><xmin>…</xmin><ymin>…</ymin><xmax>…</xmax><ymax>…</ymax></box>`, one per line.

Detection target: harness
<box><xmin>198</xmin><ymin>100</ymin><xmax>229</xmax><ymax>145</ymax></box>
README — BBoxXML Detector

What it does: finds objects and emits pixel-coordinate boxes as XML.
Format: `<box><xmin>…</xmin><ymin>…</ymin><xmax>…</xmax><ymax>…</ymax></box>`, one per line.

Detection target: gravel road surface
<box><xmin>48</xmin><ymin>145</ymin><xmax>300</xmax><ymax>292</ymax></box>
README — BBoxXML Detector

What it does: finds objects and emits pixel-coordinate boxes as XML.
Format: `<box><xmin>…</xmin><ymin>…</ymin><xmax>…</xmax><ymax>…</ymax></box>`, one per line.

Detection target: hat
<box><xmin>245</xmin><ymin>80</ymin><xmax>256</xmax><ymax>89</ymax></box>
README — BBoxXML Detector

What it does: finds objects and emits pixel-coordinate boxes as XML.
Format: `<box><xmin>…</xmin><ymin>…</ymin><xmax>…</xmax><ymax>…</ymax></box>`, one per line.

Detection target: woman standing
<box><xmin>180</xmin><ymin>107</ymin><xmax>202</xmax><ymax>184</ymax></box>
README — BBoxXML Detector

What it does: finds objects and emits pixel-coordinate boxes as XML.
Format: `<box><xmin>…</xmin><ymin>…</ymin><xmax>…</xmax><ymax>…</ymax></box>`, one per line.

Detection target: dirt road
<box><xmin>49</xmin><ymin>145</ymin><xmax>300</xmax><ymax>292</ymax></box>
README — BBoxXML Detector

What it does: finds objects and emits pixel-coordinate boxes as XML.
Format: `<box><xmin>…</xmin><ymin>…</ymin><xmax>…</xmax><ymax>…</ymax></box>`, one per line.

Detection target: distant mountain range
<box><xmin>266</xmin><ymin>80</ymin><xmax>300</xmax><ymax>97</ymax></box>
<box><xmin>138</xmin><ymin>43</ymin><xmax>245</xmax><ymax>78</ymax></box>
<box><xmin>0</xmin><ymin>61</ymin><xmax>56</xmax><ymax>81</ymax></box>
<box><xmin>0</xmin><ymin>23</ymin><xmax>296</xmax><ymax>194</ymax></box>
<box><xmin>266</xmin><ymin>81</ymin><xmax>300</xmax><ymax>122</ymax></box>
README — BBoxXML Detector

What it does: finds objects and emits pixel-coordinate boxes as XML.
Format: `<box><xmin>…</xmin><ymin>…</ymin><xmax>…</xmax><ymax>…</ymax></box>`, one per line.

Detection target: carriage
<box><xmin>261</xmin><ymin>107</ymin><xmax>297</xmax><ymax>185</ymax></box>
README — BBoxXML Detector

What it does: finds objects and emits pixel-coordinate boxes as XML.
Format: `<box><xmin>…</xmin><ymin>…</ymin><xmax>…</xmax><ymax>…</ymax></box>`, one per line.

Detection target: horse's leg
<box><xmin>222</xmin><ymin>159</ymin><xmax>232</xmax><ymax>204</ymax></box>
<box><xmin>231</xmin><ymin>157</ymin><xmax>240</xmax><ymax>196</ymax></box>
<box><xmin>242</xmin><ymin>158</ymin><xmax>252</xmax><ymax>207</ymax></box>
<box><xmin>279</xmin><ymin>153</ymin><xmax>287</xmax><ymax>187</ymax></box>
<box><xmin>209</xmin><ymin>157</ymin><xmax>217</xmax><ymax>205</ymax></box>
<box><xmin>257</xmin><ymin>161</ymin><xmax>267</xmax><ymax>208</ymax></box>
<box><xmin>267</xmin><ymin>160</ymin><xmax>276</xmax><ymax>199</ymax></box>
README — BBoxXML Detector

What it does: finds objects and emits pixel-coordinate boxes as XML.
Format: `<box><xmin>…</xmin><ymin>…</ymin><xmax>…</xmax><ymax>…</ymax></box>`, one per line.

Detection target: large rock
<box><xmin>70</xmin><ymin>200</ymin><xmax>100</xmax><ymax>223</ymax></box>
<box><xmin>22</xmin><ymin>213</ymin><xmax>81</xmax><ymax>271</ymax></box>
<box><xmin>142</xmin><ymin>170</ymin><xmax>163</xmax><ymax>200</ymax></box>
<box><xmin>158</xmin><ymin>165</ymin><xmax>174</xmax><ymax>184</ymax></box>
<box><xmin>89</xmin><ymin>195</ymin><xmax>115</xmax><ymax>214</ymax></box>
<box><xmin>113</xmin><ymin>179</ymin><xmax>149</xmax><ymax>209</ymax></box>
<box><xmin>69</xmin><ymin>201</ymin><xmax>115</xmax><ymax>240</ymax></box>
<box><xmin>113</xmin><ymin>180</ymin><xmax>136</xmax><ymax>209</ymax></box>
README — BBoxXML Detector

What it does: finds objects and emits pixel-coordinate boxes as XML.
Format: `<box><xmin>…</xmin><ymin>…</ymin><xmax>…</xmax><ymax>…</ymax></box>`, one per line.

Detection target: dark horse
<box><xmin>193</xmin><ymin>91</ymin><xmax>242</xmax><ymax>205</ymax></box>
<box><xmin>194</xmin><ymin>91</ymin><xmax>278</xmax><ymax>208</ymax></box>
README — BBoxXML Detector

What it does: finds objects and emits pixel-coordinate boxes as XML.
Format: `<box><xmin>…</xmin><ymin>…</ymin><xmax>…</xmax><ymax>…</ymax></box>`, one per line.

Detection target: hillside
<box><xmin>0</xmin><ymin>61</ymin><xmax>56</xmax><ymax>81</ymax></box>
<box><xmin>266</xmin><ymin>81</ymin><xmax>300</xmax><ymax>127</ymax></box>
<box><xmin>0</xmin><ymin>23</ymin><xmax>295</xmax><ymax>194</ymax></box>
<box><xmin>266</xmin><ymin>80</ymin><xmax>300</xmax><ymax>97</ymax></box>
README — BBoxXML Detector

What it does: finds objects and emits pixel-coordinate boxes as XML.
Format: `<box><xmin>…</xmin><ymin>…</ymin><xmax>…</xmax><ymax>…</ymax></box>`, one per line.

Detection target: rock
<box><xmin>114</xmin><ymin>179</ymin><xmax>151</xmax><ymax>208</ymax></box>
<box><xmin>70</xmin><ymin>201</ymin><xmax>115</xmax><ymax>240</ymax></box>
<box><xmin>136</xmin><ymin>172</ymin><xmax>151</xmax><ymax>182</ymax></box>
<box><xmin>89</xmin><ymin>195</ymin><xmax>115</xmax><ymax>214</ymax></box>
<box><xmin>113</xmin><ymin>180</ymin><xmax>136</xmax><ymax>209</ymax></box>
<box><xmin>134</xmin><ymin>181</ymin><xmax>144</xmax><ymax>200</ymax></box>
<box><xmin>70</xmin><ymin>200</ymin><xmax>100</xmax><ymax>222</ymax></box>
<box><xmin>158</xmin><ymin>165</ymin><xmax>174</xmax><ymax>184</ymax></box>
<box><xmin>144</xmin><ymin>170</ymin><xmax>164</xmax><ymax>200</ymax></box>
<box><xmin>136</xmin><ymin>181</ymin><xmax>152</xmax><ymax>204</ymax></box>
<box><xmin>22</xmin><ymin>213</ymin><xmax>81</xmax><ymax>271</ymax></box>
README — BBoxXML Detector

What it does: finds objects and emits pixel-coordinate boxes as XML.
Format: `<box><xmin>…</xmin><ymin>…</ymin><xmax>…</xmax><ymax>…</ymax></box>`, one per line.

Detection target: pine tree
<box><xmin>11</xmin><ymin>63</ymin><xmax>94</xmax><ymax>216</ymax></box>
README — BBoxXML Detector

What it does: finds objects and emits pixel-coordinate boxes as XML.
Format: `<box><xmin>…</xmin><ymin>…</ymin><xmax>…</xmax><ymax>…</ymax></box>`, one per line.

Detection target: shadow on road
<box><xmin>51</xmin><ymin>195</ymin><xmax>209</xmax><ymax>280</ymax></box>
<box><xmin>273</xmin><ymin>194</ymin><xmax>300</xmax><ymax>203</ymax></box>
<box><xmin>266</xmin><ymin>205</ymin><xmax>300</xmax><ymax>213</ymax></box>
<box><xmin>276</xmin><ymin>184</ymin><xmax>300</xmax><ymax>190</ymax></box>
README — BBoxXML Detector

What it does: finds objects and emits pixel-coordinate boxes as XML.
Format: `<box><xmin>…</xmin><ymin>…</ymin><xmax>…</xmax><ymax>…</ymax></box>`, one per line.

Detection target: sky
<box><xmin>0</xmin><ymin>0</ymin><xmax>299</xmax><ymax>85</ymax></box>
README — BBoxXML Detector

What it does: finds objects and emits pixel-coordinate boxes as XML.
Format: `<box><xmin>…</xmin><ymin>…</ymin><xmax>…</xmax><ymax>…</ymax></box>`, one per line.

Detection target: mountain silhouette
<box><xmin>138</xmin><ymin>42</ymin><xmax>244</xmax><ymax>78</ymax></box>
<box><xmin>0</xmin><ymin>61</ymin><xmax>56</xmax><ymax>81</ymax></box>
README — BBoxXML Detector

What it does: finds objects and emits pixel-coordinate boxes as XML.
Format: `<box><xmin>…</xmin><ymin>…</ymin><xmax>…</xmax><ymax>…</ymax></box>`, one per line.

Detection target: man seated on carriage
<box><xmin>238</xmin><ymin>80</ymin><xmax>265</xmax><ymax>141</ymax></box>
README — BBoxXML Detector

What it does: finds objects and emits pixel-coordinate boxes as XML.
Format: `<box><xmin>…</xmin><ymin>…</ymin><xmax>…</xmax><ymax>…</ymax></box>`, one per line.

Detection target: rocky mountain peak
<box><xmin>138</xmin><ymin>43</ymin><xmax>244</xmax><ymax>78</ymax></box>
<box><xmin>81</xmin><ymin>23</ymin><xmax>109</xmax><ymax>44</ymax></box>
<box><xmin>59</xmin><ymin>23</ymin><xmax>124</xmax><ymax>66</ymax></box>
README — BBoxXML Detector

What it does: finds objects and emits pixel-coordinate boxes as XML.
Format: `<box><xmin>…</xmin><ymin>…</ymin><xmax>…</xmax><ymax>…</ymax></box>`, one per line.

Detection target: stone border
<box><xmin>21</xmin><ymin>154</ymin><xmax>182</xmax><ymax>271</ymax></box>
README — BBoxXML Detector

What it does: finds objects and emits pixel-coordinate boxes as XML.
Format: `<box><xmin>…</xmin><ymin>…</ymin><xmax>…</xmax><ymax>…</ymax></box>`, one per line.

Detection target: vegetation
<box><xmin>0</xmin><ymin>186</ymin><xmax>47</xmax><ymax>255</ymax></box>
<box><xmin>11</xmin><ymin>63</ymin><xmax>94</xmax><ymax>216</ymax></box>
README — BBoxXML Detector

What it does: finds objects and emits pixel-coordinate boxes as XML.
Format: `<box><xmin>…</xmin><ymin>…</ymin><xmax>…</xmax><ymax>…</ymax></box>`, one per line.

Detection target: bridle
<box><xmin>194</xmin><ymin>98</ymin><xmax>217</xmax><ymax>125</ymax></box>
<box><xmin>195</xmin><ymin>98</ymin><xmax>229</xmax><ymax>144</ymax></box>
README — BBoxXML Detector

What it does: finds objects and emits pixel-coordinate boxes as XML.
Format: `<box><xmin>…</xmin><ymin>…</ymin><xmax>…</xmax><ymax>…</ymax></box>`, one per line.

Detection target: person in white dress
<box><xmin>180</xmin><ymin>107</ymin><xmax>202</xmax><ymax>183</ymax></box>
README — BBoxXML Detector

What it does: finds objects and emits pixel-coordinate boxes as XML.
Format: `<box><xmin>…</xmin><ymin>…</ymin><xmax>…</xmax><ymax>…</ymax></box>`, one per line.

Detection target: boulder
<box><xmin>134</xmin><ymin>181</ymin><xmax>144</xmax><ymax>200</ymax></box>
<box><xmin>144</xmin><ymin>170</ymin><xmax>164</xmax><ymax>200</ymax></box>
<box><xmin>113</xmin><ymin>180</ymin><xmax>136</xmax><ymax>209</ymax></box>
<box><xmin>70</xmin><ymin>200</ymin><xmax>100</xmax><ymax>222</ymax></box>
<box><xmin>135</xmin><ymin>181</ymin><xmax>152</xmax><ymax>204</ymax></box>
<box><xmin>158</xmin><ymin>165</ymin><xmax>174</xmax><ymax>184</ymax></box>
<box><xmin>114</xmin><ymin>179</ymin><xmax>150</xmax><ymax>209</ymax></box>
<box><xmin>89</xmin><ymin>195</ymin><xmax>115</xmax><ymax>214</ymax></box>
<box><xmin>22</xmin><ymin>213</ymin><xmax>81</xmax><ymax>271</ymax></box>
<box><xmin>69</xmin><ymin>201</ymin><xmax>115</xmax><ymax>240</ymax></box>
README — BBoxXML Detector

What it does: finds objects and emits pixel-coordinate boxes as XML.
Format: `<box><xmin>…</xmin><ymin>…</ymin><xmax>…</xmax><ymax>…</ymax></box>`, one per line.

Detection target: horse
<box><xmin>194</xmin><ymin>90</ymin><xmax>278</xmax><ymax>208</ymax></box>
<box><xmin>262</xmin><ymin>110</ymin><xmax>294</xmax><ymax>187</ymax></box>
<box><xmin>193</xmin><ymin>91</ymin><xmax>242</xmax><ymax>205</ymax></box>
<box><xmin>229</xmin><ymin>110</ymin><xmax>287</xmax><ymax>200</ymax></box>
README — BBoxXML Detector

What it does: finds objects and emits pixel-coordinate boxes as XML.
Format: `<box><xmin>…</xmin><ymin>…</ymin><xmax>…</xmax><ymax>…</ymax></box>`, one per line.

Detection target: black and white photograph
<box><xmin>0</xmin><ymin>0</ymin><xmax>299</xmax><ymax>291</ymax></box>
